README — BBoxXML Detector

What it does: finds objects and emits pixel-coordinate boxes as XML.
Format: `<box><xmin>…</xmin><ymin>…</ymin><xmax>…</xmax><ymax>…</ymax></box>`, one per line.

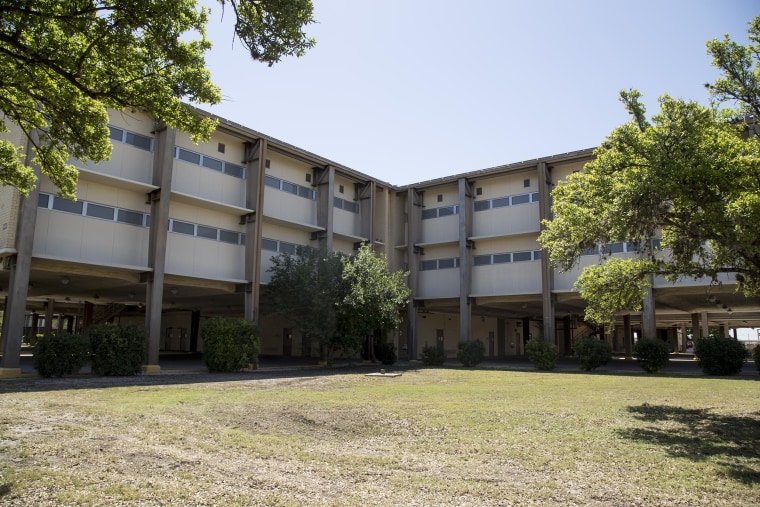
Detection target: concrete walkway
<box><xmin>9</xmin><ymin>347</ymin><xmax>759</xmax><ymax>377</ymax></box>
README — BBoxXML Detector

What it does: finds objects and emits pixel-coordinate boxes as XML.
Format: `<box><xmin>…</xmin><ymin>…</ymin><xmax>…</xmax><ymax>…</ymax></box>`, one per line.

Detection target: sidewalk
<box><xmin>10</xmin><ymin>348</ymin><xmax>758</xmax><ymax>377</ymax></box>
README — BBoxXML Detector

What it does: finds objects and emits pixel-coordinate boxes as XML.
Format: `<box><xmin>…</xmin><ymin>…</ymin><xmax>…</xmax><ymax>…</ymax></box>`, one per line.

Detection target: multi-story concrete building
<box><xmin>1</xmin><ymin>109</ymin><xmax>758</xmax><ymax>376</ymax></box>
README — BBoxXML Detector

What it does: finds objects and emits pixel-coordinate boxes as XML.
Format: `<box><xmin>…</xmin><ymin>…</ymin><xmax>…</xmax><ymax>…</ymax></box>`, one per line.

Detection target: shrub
<box><xmin>89</xmin><ymin>323</ymin><xmax>147</xmax><ymax>376</ymax></box>
<box><xmin>634</xmin><ymin>338</ymin><xmax>670</xmax><ymax>373</ymax></box>
<box><xmin>573</xmin><ymin>336</ymin><xmax>612</xmax><ymax>371</ymax></box>
<box><xmin>457</xmin><ymin>340</ymin><xmax>485</xmax><ymax>367</ymax></box>
<box><xmin>33</xmin><ymin>333</ymin><xmax>90</xmax><ymax>377</ymax></box>
<box><xmin>420</xmin><ymin>344</ymin><xmax>446</xmax><ymax>366</ymax></box>
<box><xmin>525</xmin><ymin>338</ymin><xmax>558</xmax><ymax>370</ymax></box>
<box><xmin>374</xmin><ymin>338</ymin><xmax>397</xmax><ymax>365</ymax></box>
<box><xmin>754</xmin><ymin>346</ymin><xmax>760</xmax><ymax>374</ymax></box>
<box><xmin>201</xmin><ymin>317</ymin><xmax>260</xmax><ymax>373</ymax></box>
<box><xmin>694</xmin><ymin>336</ymin><xmax>748</xmax><ymax>376</ymax></box>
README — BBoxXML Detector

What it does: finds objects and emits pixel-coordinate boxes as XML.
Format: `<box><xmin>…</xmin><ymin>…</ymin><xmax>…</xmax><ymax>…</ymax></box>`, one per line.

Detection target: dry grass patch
<box><xmin>0</xmin><ymin>368</ymin><xmax>758</xmax><ymax>505</ymax></box>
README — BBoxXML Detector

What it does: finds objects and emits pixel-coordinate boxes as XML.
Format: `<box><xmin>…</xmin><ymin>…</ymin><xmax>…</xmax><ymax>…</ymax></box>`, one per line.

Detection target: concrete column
<box><xmin>144</xmin><ymin>124</ymin><xmax>176</xmax><ymax>372</ymax></box>
<box><xmin>623</xmin><ymin>314</ymin><xmax>633</xmax><ymax>358</ymax></box>
<box><xmin>642</xmin><ymin>275</ymin><xmax>656</xmax><ymax>339</ymax></box>
<box><xmin>0</xmin><ymin>132</ymin><xmax>41</xmax><ymax>376</ymax></box>
<box><xmin>243</xmin><ymin>139</ymin><xmax>267</xmax><ymax>323</ymax></box>
<box><xmin>537</xmin><ymin>162</ymin><xmax>556</xmax><ymax>344</ymax></box>
<box><xmin>43</xmin><ymin>299</ymin><xmax>54</xmax><ymax>336</ymax></box>
<box><xmin>316</xmin><ymin>165</ymin><xmax>335</xmax><ymax>252</ymax></box>
<box><xmin>406</xmin><ymin>189</ymin><xmax>423</xmax><ymax>359</ymax></box>
<box><xmin>691</xmin><ymin>313</ymin><xmax>700</xmax><ymax>341</ymax></box>
<box><xmin>358</xmin><ymin>180</ymin><xmax>375</xmax><ymax>248</ymax></box>
<box><xmin>679</xmin><ymin>324</ymin><xmax>688</xmax><ymax>353</ymax></box>
<box><xmin>701</xmin><ymin>311</ymin><xmax>710</xmax><ymax>340</ymax></box>
<box><xmin>189</xmin><ymin>310</ymin><xmax>200</xmax><ymax>352</ymax></box>
<box><xmin>458</xmin><ymin>178</ymin><xmax>472</xmax><ymax>342</ymax></box>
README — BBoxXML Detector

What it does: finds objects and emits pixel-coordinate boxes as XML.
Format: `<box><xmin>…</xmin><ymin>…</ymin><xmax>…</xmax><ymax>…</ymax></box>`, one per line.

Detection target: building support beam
<box><xmin>623</xmin><ymin>314</ymin><xmax>633</xmax><ymax>359</ymax></box>
<box><xmin>144</xmin><ymin>123</ymin><xmax>176</xmax><ymax>372</ymax></box>
<box><xmin>642</xmin><ymin>276</ymin><xmax>656</xmax><ymax>339</ymax></box>
<box><xmin>243</xmin><ymin>139</ymin><xmax>267</xmax><ymax>323</ymax></box>
<box><xmin>0</xmin><ymin>132</ymin><xmax>41</xmax><ymax>377</ymax></box>
<box><xmin>458</xmin><ymin>178</ymin><xmax>473</xmax><ymax>342</ymax></box>
<box><xmin>406</xmin><ymin>188</ymin><xmax>423</xmax><ymax>359</ymax></box>
<box><xmin>316</xmin><ymin>165</ymin><xmax>335</xmax><ymax>252</ymax></box>
<box><xmin>701</xmin><ymin>311</ymin><xmax>710</xmax><ymax>340</ymax></box>
<box><xmin>358</xmin><ymin>180</ymin><xmax>375</xmax><ymax>249</ymax></box>
<box><xmin>537</xmin><ymin>162</ymin><xmax>555</xmax><ymax>344</ymax></box>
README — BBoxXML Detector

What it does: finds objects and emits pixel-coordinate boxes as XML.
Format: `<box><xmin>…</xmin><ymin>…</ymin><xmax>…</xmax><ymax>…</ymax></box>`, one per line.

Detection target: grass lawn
<box><xmin>0</xmin><ymin>367</ymin><xmax>758</xmax><ymax>506</ymax></box>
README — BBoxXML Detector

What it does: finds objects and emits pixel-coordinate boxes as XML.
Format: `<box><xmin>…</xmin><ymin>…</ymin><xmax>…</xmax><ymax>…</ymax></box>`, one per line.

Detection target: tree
<box><xmin>0</xmin><ymin>0</ymin><xmax>315</xmax><ymax>199</ymax></box>
<box><xmin>538</xmin><ymin>16</ymin><xmax>760</xmax><ymax>326</ymax></box>
<box><xmin>266</xmin><ymin>246</ymin><xmax>346</xmax><ymax>361</ymax></box>
<box><xmin>337</xmin><ymin>243</ymin><xmax>410</xmax><ymax>359</ymax></box>
<box><xmin>266</xmin><ymin>244</ymin><xmax>410</xmax><ymax>362</ymax></box>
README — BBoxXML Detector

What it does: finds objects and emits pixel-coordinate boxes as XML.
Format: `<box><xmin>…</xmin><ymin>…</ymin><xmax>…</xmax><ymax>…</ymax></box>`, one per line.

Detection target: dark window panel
<box><xmin>117</xmin><ymin>209</ymin><xmax>145</xmax><ymax>226</ymax></box>
<box><xmin>171</xmin><ymin>220</ymin><xmax>194</xmax><ymax>235</ymax></box>
<box><xmin>196</xmin><ymin>225</ymin><xmax>218</xmax><ymax>240</ymax></box>
<box><xmin>51</xmin><ymin>197</ymin><xmax>84</xmax><ymax>215</ymax></box>
<box><xmin>85</xmin><ymin>203</ymin><xmax>115</xmax><ymax>220</ymax></box>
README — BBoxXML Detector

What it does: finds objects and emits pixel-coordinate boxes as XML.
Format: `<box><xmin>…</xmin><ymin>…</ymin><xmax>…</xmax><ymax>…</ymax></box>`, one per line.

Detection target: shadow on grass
<box><xmin>618</xmin><ymin>404</ymin><xmax>760</xmax><ymax>484</ymax></box>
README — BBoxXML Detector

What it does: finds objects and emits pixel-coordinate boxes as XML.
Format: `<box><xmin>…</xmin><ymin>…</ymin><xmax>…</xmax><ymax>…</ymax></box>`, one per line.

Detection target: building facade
<box><xmin>1</xmin><ymin>109</ymin><xmax>758</xmax><ymax>375</ymax></box>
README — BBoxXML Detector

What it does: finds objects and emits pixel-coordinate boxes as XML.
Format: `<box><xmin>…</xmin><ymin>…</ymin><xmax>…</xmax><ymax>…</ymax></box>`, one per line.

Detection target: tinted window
<box><xmin>261</xmin><ymin>238</ymin><xmax>278</xmax><ymax>251</ymax></box>
<box><xmin>438</xmin><ymin>258</ymin><xmax>455</xmax><ymax>269</ymax></box>
<box><xmin>51</xmin><ymin>197</ymin><xmax>84</xmax><ymax>215</ymax></box>
<box><xmin>438</xmin><ymin>206</ymin><xmax>455</xmax><ymax>217</ymax></box>
<box><xmin>85</xmin><ymin>203</ymin><xmax>115</xmax><ymax>220</ymax></box>
<box><xmin>225</xmin><ymin>164</ymin><xmax>245</xmax><ymax>178</ymax></box>
<box><xmin>493</xmin><ymin>253</ymin><xmax>511</xmax><ymax>264</ymax></box>
<box><xmin>511</xmin><ymin>194</ymin><xmax>530</xmax><ymax>205</ymax></box>
<box><xmin>265</xmin><ymin>175</ymin><xmax>280</xmax><ymax>189</ymax></box>
<box><xmin>512</xmin><ymin>251</ymin><xmax>533</xmax><ymax>262</ymax></box>
<box><xmin>491</xmin><ymin>197</ymin><xmax>509</xmax><ymax>208</ymax></box>
<box><xmin>108</xmin><ymin>126</ymin><xmax>124</xmax><ymax>142</ymax></box>
<box><xmin>202</xmin><ymin>156</ymin><xmax>223</xmax><ymax>172</ymax></box>
<box><xmin>38</xmin><ymin>194</ymin><xmax>50</xmax><ymax>208</ymax></box>
<box><xmin>125</xmin><ymin>132</ymin><xmax>152</xmax><ymax>151</ymax></box>
<box><xmin>421</xmin><ymin>209</ymin><xmax>437</xmax><ymax>220</ymax></box>
<box><xmin>473</xmin><ymin>200</ymin><xmax>490</xmax><ymax>212</ymax></box>
<box><xmin>420</xmin><ymin>260</ymin><xmax>437</xmax><ymax>271</ymax></box>
<box><xmin>196</xmin><ymin>225</ymin><xmax>218</xmax><ymax>240</ymax></box>
<box><xmin>171</xmin><ymin>220</ymin><xmax>194</xmax><ymax>235</ymax></box>
<box><xmin>280</xmin><ymin>242</ymin><xmax>296</xmax><ymax>255</ymax></box>
<box><xmin>281</xmin><ymin>181</ymin><xmax>298</xmax><ymax>195</ymax></box>
<box><xmin>117</xmin><ymin>209</ymin><xmax>144</xmax><ymax>226</ymax></box>
<box><xmin>178</xmin><ymin>148</ymin><xmax>201</xmax><ymax>165</ymax></box>
<box><xmin>473</xmin><ymin>255</ymin><xmax>492</xmax><ymax>266</ymax></box>
<box><xmin>219</xmin><ymin>230</ymin><xmax>240</xmax><ymax>244</ymax></box>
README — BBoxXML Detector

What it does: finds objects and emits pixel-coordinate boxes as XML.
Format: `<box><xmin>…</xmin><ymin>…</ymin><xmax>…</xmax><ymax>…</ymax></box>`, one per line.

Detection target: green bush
<box><xmin>573</xmin><ymin>336</ymin><xmax>612</xmax><ymax>371</ymax></box>
<box><xmin>754</xmin><ymin>346</ymin><xmax>760</xmax><ymax>374</ymax></box>
<box><xmin>33</xmin><ymin>333</ymin><xmax>90</xmax><ymax>377</ymax></box>
<box><xmin>89</xmin><ymin>323</ymin><xmax>147</xmax><ymax>376</ymax></box>
<box><xmin>201</xmin><ymin>317</ymin><xmax>260</xmax><ymax>373</ymax></box>
<box><xmin>374</xmin><ymin>338</ymin><xmax>397</xmax><ymax>365</ymax></box>
<box><xmin>457</xmin><ymin>340</ymin><xmax>485</xmax><ymax>367</ymax></box>
<box><xmin>420</xmin><ymin>344</ymin><xmax>446</xmax><ymax>366</ymax></box>
<box><xmin>694</xmin><ymin>336</ymin><xmax>748</xmax><ymax>376</ymax></box>
<box><xmin>634</xmin><ymin>338</ymin><xmax>671</xmax><ymax>373</ymax></box>
<box><xmin>525</xmin><ymin>338</ymin><xmax>558</xmax><ymax>370</ymax></box>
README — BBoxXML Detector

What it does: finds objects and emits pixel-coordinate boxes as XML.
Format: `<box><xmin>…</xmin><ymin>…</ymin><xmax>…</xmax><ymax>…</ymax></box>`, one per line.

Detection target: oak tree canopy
<box><xmin>0</xmin><ymin>0</ymin><xmax>315</xmax><ymax>199</ymax></box>
<box><xmin>538</xmin><ymin>16</ymin><xmax>760</xmax><ymax>326</ymax></box>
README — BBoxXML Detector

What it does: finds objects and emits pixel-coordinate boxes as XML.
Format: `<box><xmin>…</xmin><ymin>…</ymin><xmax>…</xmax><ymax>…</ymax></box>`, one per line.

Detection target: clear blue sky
<box><xmin>202</xmin><ymin>1</ymin><xmax>758</xmax><ymax>186</ymax></box>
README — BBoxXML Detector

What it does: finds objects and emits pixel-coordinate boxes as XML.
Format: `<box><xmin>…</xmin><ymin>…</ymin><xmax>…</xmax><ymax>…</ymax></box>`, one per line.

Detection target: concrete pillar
<box><xmin>0</xmin><ymin>133</ymin><xmax>41</xmax><ymax>376</ymax></box>
<box><xmin>144</xmin><ymin>124</ymin><xmax>176</xmax><ymax>372</ymax></box>
<box><xmin>701</xmin><ymin>311</ymin><xmax>710</xmax><ymax>340</ymax></box>
<box><xmin>691</xmin><ymin>313</ymin><xmax>700</xmax><ymax>341</ymax></box>
<box><xmin>189</xmin><ymin>310</ymin><xmax>200</xmax><ymax>352</ymax></box>
<box><xmin>358</xmin><ymin>180</ymin><xmax>375</xmax><ymax>249</ymax></box>
<box><xmin>43</xmin><ymin>299</ymin><xmax>54</xmax><ymax>336</ymax></box>
<box><xmin>458</xmin><ymin>178</ymin><xmax>472</xmax><ymax>342</ymax></box>
<box><xmin>243</xmin><ymin>139</ymin><xmax>267</xmax><ymax>323</ymax></box>
<box><xmin>316</xmin><ymin>165</ymin><xmax>335</xmax><ymax>252</ymax></box>
<box><xmin>679</xmin><ymin>324</ymin><xmax>688</xmax><ymax>353</ymax></box>
<box><xmin>623</xmin><ymin>314</ymin><xmax>633</xmax><ymax>358</ymax></box>
<box><xmin>406</xmin><ymin>189</ymin><xmax>423</xmax><ymax>360</ymax></box>
<box><xmin>642</xmin><ymin>275</ymin><xmax>656</xmax><ymax>339</ymax></box>
<box><xmin>537</xmin><ymin>162</ymin><xmax>555</xmax><ymax>344</ymax></box>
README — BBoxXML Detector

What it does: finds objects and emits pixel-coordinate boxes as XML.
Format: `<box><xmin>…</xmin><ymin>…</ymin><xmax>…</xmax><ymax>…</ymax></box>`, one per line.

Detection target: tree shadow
<box><xmin>617</xmin><ymin>404</ymin><xmax>760</xmax><ymax>484</ymax></box>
